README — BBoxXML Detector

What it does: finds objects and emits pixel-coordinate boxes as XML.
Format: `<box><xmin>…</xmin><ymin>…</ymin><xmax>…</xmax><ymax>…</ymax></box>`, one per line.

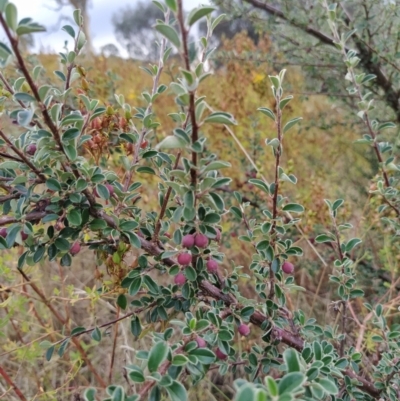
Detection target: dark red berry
<box><xmin>174</xmin><ymin>272</ymin><xmax>186</xmax><ymax>286</ymax></box>
<box><xmin>21</xmin><ymin>231</ymin><xmax>28</xmax><ymax>241</ymax></box>
<box><xmin>282</xmin><ymin>261</ymin><xmax>294</xmax><ymax>274</ymax></box>
<box><xmin>194</xmin><ymin>233</ymin><xmax>208</xmax><ymax>248</ymax></box>
<box><xmin>105</xmin><ymin>183</ymin><xmax>114</xmax><ymax>196</ymax></box>
<box><xmin>140</xmin><ymin>140</ymin><xmax>148</xmax><ymax>149</ymax></box>
<box><xmin>215</xmin><ymin>348</ymin><xmax>227</xmax><ymax>360</ymax></box>
<box><xmin>0</xmin><ymin>228</ymin><xmax>7</xmax><ymax>238</ymax></box>
<box><xmin>177</xmin><ymin>252</ymin><xmax>192</xmax><ymax>266</ymax></box>
<box><xmin>206</xmin><ymin>259</ymin><xmax>218</xmax><ymax>273</ymax></box>
<box><xmin>195</xmin><ymin>336</ymin><xmax>206</xmax><ymax>348</ymax></box>
<box><xmin>70</xmin><ymin>242</ymin><xmax>81</xmax><ymax>256</ymax></box>
<box><xmin>26</xmin><ymin>144</ymin><xmax>37</xmax><ymax>155</ymax></box>
<box><xmin>182</xmin><ymin>234</ymin><xmax>195</xmax><ymax>248</ymax></box>
<box><xmin>238</xmin><ymin>323</ymin><xmax>250</xmax><ymax>337</ymax></box>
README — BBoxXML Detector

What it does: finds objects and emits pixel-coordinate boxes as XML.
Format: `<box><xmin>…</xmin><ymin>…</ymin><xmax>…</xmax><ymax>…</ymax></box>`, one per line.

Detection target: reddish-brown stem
<box><xmin>153</xmin><ymin>152</ymin><xmax>181</xmax><ymax>243</ymax></box>
<box><xmin>0</xmin><ymin>365</ymin><xmax>27</xmax><ymax>401</ymax></box>
<box><xmin>268</xmin><ymin>92</ymin><xmax>283</xmax><ymax>300</ymax></box>
<box><xmin>122</xmin><ymin>13</ymin><xmax>169</xmax><ymax>192</ymax></box>
<box><xmin>0</xmin><ymin>130</ymin><xmax>45</xmax><ymax>181</ymax></box>
<box><xmin>177</xmin><ymin>0</ymin><xmax>198</xmax><ymax>191</ymax></box>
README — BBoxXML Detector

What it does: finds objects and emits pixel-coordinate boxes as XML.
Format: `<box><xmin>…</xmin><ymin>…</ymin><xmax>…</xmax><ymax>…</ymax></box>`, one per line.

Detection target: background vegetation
<box><xmin>0</xmin><ymin>1</ymin><xmax>400</xmax><ymax>401</ymax></box>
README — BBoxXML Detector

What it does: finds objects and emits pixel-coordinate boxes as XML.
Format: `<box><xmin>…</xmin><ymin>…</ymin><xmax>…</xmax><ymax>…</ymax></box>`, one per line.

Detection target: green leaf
<box><xmin>129</xmin><ymin>277</ymin><xmax>142</xmax><ymax>297</ymax></box>
<box><xmin>83</xmin><ymin>388</ymin><xmax>96</xmax><ymax>401</ymax></box>
<box><xmin>67</xmin><ymin>209</ymin><xmax>82</xmax><ymax>226</ymax></box>
<box><xmin>378</xmin><ymin>122</ymin><xmax>396</xmax><ymax>131</ymax></box>
<box><xmin>265</xmin><ymin>377</ymin><xmax>278</xmax><ymax>397</ymax></box>
<box><xmin>166</xmin><ymin>380</ymin><xmax>187</xmax><ymax>401</ymax></box>
<box><xmin>155</xmin><ymin>23</ymin><xmax>181</xmax><ymax>48</ymax></box>
<box><xmin>279</xmin><ymin>96</ymin><xmax>293</xmax><ymax>110</ymax></box>
<box><xmin>91</xmin><ymin>327</ymin><xmax>101</xmax><ymax>342</ymax></box>
<box><xmin>55</xmin><ymin>238</ymin><xmax>70</xmax><ymax>251</ymax></box>
<box><xmin>128</xmin><ymin>367</ymin><xmax>145</xmax><ymax>383</ymax></box>
<box><xmin>6</xmin><ymin>225</ymin><xmax>20</xmax><ymax>248</ymax></box>
<box><xmin>315</xmin><ymin>234</ymin><xmax>335</xmax><ymax>243</ymax></box>
<box><xmin>119</xmin><ymin>221</ymin><xmax>139</xmax><ymax>231</ymax></box>
<box><xmin>143</xmin><ymin>275</ymin><xmax>159</xmax><ymax>294</ymax></box>
<box><xmin>282</xmin><ymin>203</ymin><xmax>304</xmax><ymax>213</ymax></box>
<box><xmin>345</xmin><ymin>238</ymin><xmax>362</xmax><ymax>252</ymax></box>
<box><xmin>278</xmin><ymin>372</ymin><xmax>306</xmax><ymax>394</ymax></box>
<box><xmin>62</xmin><ymin>128</ymin><xmax>80</xmax><ymax>142</ymax></box>
<box><xmin>117</xmin><ymin>294</ymin><xmax>127</xmax><ymax>310</ymax></box>
<box><xmin>62</xmin><ymin>24</ymin><xmax>75</xmax><ymax>38</ymax></box>
<box><xmin>89</xmin><ymin>219</ymin><xmax>107</xmax><ymax>230</ymax></box>
<box><xmin>172</xmin><ymin>355</ymin><xmax>189</xmax><ymax>366</ymax></box>
<box><xmin>96</xmin><ymin>184</ymin><xmax>110</xmax><ymax>200</ymax></box>
<box><xmin>189</xmin><ymin>348</ymin><xmax>215</xmax><ymax>364</ymax></box>
<box><xmin>136</xmin><ymin>166</ymin><xmax>156</xmax><ymax>175</ymax></box>
<box><xmin>45</xmin><ymin>345</ymin><xmax>55</xmax><ymax>361</ymax></box>
<box><xmin>316</xmin><ymin>378</ymin><xmax>338</xmax><ymax>395</ymax></box>
<box><xmin>148</xmin><ymin>341</ymin><xmax>169</xmax><ymax>372</ymax></box>
<box><xmin>156</xmin><ymin>135</ymin><xmax>186</xmax><ymax>150</ymax></box>
<box><xmin>283</xmin><ymin>117</ymin><xmax>302</xmax><ymax>134</ymax></box>
<box><xmin>73</xmin><ymin>9</ymin><xmax>82</xmax><ymax>25</ymax></box>
<box><xmin>165</xmin><ymin>0</ymin><xmax>177</xmax><ymax>11</ymax></box>
<box><xmin>283</xmin><ymin>348</ymin><xmax>300</xmax><ymax>372</ymax></box>
<box><xmin>258</xmin><ymin>107</ymin><xmax>275</xmax><ymax>121</ymax></box>
<box><xmin>5</xmin><ymin>2</ymin><xmax>17</xmax><ymax>31</ymax></box>
<box><xmin>187</xmin><ymin>6</ymin><xmax>216</xmax><ymax>26</ymax></box>
<box><xmin>111</xmin><ymin>386</ymin><xmax>124</xmax><ymax>401</ymax></box>
<box><xmin>46</xmin><ymin>178</ymin><xmax>62</xmax><ymax>192</ymax></box>
<box><xmin>16</xmin><ymin>22</ymin><xmax>46</xmax><ymax>35</ymax></box>
<box><xmin>124</xmin><ymin>231</ymin><xmax>141</xmax><ymax>248</ymax></box>
<box><xmin>203</xmin><ymin>160</ymin><xmax>231</xmax><ymax>171</ymax></box>
<box><xmin>235</xmin><ymin>385</ymin><xmax>254</xmax><ymax>401</ymax></box>
<box><xmin>204</xmin><ymin>111</ymin><xmax>237</xmax><ymax>125</ymax></box>
<box><xmin>71</xmin><ymin>326</ymin><xmax>86</xmax><ymax>336</ymax></box>
<box><xmin>14</xmin><ymin>92</ymin><xmax>35</xmax><ymax>103</ymax></box>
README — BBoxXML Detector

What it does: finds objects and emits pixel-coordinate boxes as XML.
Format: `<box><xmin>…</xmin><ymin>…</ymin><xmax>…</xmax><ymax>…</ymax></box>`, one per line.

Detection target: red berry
<box><xmin>282</xmin><ymin>261</ymin><xmax>294</xmax><ymax>274</ymax></box>
<box><xmin>140</xmin><ymin>140</ymin><xmax>148</xmax><ymax>149</ymax></box>
<box><xmin>21</xmin><ymin>231</ymin><xmax>28</xmax><ymax>241</ymax></box>
<box><xmin>195</xmin><ymin>336</ymin><xmax>206</xmax><ymax>348</ymax></box>
<box><xmin>177</xmin><ymin>252</ymin><xmax>192</xmax><ymax>266</ymax></box>
<box><xmin>26</xmin><ymin>144</ymin><xmax>37</xmax><ymax>155</ymax></box>
<box><xmin>93</xmin><ymin>188</ymin><xmax>99</xmax><ymax>197</ymax></box>
<box><xmin>182</xmin><ymin>234</ymin><xmax>195</xmax><ymax>248</ymax></box>
<box><xmin>215</xmin><ymin>348</ymin><xmax>227</xmax><ymax>360</ymax></box>
<box><xmin>174</xmin><ymin>272</ymin><xmax>186</xmax><ymax>286</ymax></box>
<box><xmin>206</xmin><ymin>259</ymin><xmax>218</xmax><ymax>273</ymax></box>
<box><xmin>238</xmin><ymin>323</ymin><xmax>250</xmax><ymax>337</ymax></box>
<box><xmin>70</xmin><ymin>242</ymin><xmax>81</xmax><ymax>256</ymax></box>
<box><xmin>105</xmin><ymin>183</ymin><xmax>114</xmax><ymax>196</ymax></box>
<box><xmin>194</xmin><ymin>233</ymin><xmax>208</xmax><ymax>248</ymax></box>
<box><xmin>0</xmin><ymin>228</ymin><xmax>7</xmax><ymax>238</ymax></box>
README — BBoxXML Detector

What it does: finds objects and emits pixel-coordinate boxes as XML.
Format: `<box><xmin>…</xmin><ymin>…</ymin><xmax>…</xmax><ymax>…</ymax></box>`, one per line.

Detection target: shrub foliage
<box><xmin>0</xmin><ymin>1</ymin><xmax>399</xmax><ymax>401</ymax></box>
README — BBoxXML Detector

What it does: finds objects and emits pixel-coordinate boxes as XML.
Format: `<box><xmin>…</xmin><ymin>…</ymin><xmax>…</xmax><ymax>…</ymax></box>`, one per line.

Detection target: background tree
<box><xmin>112</xmin><ymin>1</ymin><xmax>163</xmax><ymax>60</ymax></box>
<box><xmin>213</xmin><ymin>0</ymin><xmax>400</xmax><ymax>123</ymax></box>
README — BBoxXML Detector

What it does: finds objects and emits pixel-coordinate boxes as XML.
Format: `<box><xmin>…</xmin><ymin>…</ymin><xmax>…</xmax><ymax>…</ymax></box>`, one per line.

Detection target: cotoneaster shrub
<box><xmin>0</xmin><ymin>1</ymin><xmax>399</xmax><ymax>401</ymax></box>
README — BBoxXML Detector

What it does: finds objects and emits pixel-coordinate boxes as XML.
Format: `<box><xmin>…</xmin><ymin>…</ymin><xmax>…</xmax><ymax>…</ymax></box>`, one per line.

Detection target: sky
<box><xmin>11</xmin><ymin>0</ymin><xmax>208</xmax><ymax>56</ymax></box>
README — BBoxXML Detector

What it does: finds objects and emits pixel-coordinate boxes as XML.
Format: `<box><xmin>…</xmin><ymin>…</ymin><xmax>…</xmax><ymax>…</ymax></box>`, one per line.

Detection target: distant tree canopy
<box><xmin>112</xmin><ymin>1</ymin><xmax>163</xmax><ymax>60</ymax></box>
<box><xmin>214</xmin><ymin>0</ymin><xmax>400</xmax><ymax>123</ymax></box>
